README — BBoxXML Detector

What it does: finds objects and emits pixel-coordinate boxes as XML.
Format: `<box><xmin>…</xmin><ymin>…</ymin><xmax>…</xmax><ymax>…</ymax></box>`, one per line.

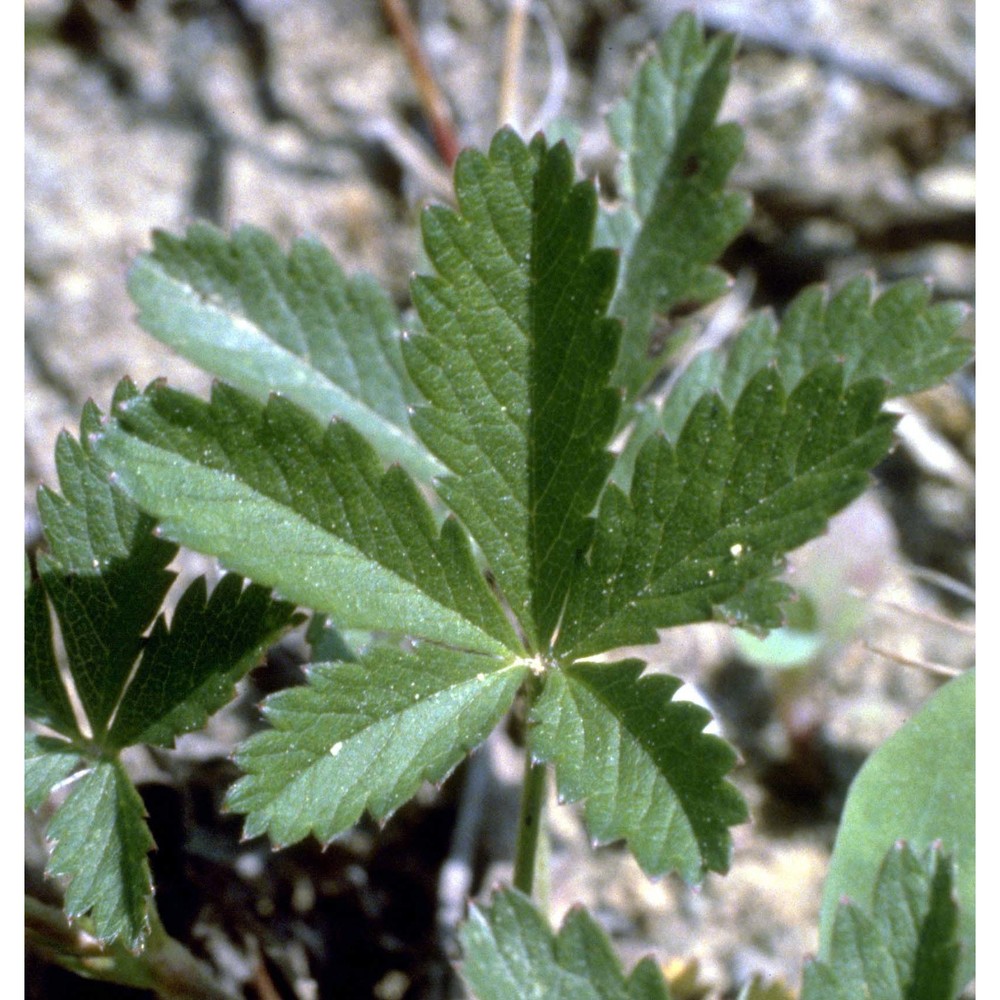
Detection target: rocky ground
<box><xmin>25</xmin><ymin>2</ymin><xmax>975</xmax><ymax>998</ymax></box>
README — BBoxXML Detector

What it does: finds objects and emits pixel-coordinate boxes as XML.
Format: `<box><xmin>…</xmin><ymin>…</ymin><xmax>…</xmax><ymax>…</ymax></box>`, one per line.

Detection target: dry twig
<box><xmin>381</xmin><ymin>0</ymin><xmax>461</xmax><ymax>166</ymax></box>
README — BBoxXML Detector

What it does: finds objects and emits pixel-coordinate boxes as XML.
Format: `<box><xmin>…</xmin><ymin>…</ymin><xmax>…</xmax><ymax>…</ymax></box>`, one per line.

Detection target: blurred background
<box><xmin>25</xmin><ymin>2</ymin><xmax>975</xmax><ymax>997</ymax></box>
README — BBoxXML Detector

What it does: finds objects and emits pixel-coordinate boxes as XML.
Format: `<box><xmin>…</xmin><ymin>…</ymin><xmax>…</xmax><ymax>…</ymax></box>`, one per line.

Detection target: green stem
<box><xmin>26</xmin><ymin>895</ymin><xmax>237</xmax><ymax>1000</ymax></box>
<box><xmin>512</xmin><ymin>750</ymin><xmax>548</xmax><ymax>899</ymax></box>
<box><xmin>146</xmin><ymin>906</ymin><xmax>239</xmax><ymax>1000</ymax></box>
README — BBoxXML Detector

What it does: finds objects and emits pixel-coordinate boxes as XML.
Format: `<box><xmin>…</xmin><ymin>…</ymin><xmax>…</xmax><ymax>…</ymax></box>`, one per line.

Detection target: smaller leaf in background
<box><xmin>108</xmin><ymin>575</ymin><xmax>301</xmax><ymax>748</ymax></box>
<box><xmin>601</xmin><ymin>12</ymin><xmax>750</xmax><ymax>402</ymax></box>
<box><xmin>732</xmin><ymin>492</ymin><xmax>898</xmax><ymax>670</ymax></box>
<box><xmin>227</xmin><ymin>645</ymin><xmax>529</xmax><ymax>847</ymax></box>
<box><xmin>530</xmin><ymin>660</ymin><xmax>746</xmax><ymax>882</ymax></box>
<box><xmin>460</xmin><ymin>887</ymin><xmax>672</xmax><ymax>1000</ymax></box>
<box><xmin>129</xmin><ymin>223</ymin><xmax>443</xmax><ymax>482</ymax></box>
<box><xmin>803</xmin><ymin>843</ymin><xmax>960</xmax><ymax>1000</ymax></box>
<box><xmin>45</xmin><ymin>759</ymin><xmax>155</xmax><ymax>949</ymax></box>
<box><xmin>818</xmin><ymin>670</ymin><xmax>974</xmax><ymax>989</ymax></box>
<box><xmin>661</xmin><ymin>278</ymin><xmax>971</xmax><ymax>444</ymax></box>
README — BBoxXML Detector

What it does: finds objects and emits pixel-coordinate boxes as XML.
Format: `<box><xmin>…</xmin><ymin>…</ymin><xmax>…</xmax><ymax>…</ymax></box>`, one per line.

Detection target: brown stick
<box><xmin>380</xmin><ymin>0</ymin><xmax>461</xmax><ymax>166</ymax></box>
<box><xmin>498</xmin><ymin>0</ymin><xmax>530</xmax><ymax>129</ymax></box>
<box><xmin>862</xmin><ymin>641</ymin><xmax>963</xmax><ymax>678</ymax></box>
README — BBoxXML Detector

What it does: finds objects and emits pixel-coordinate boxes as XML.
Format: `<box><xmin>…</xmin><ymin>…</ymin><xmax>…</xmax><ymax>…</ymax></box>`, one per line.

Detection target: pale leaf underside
<box><xmin>129</xmin><ymin>223</ymin><xmax>442</xmax><ymax>482</ymax></box>
<box><xmin>25</xmin><ymin>733</ymin><xmax>82</xmax><ymax>810</ymax></box>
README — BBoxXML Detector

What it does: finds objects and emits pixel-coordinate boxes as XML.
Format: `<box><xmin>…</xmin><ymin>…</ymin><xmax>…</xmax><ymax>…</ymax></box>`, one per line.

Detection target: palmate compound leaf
<box><xmin>405</xmin><ymin>127</ymin><xmax>621</xmax><ymax>650</ymax></box>
<box><xmin>599</xmin><ymin>12</ymin><xmax>750</xmax><ymax>403</ymax></box>
<box><xmin>530</xmin><ymin>661</ymin><xmax>746</xmax><ymax>881</ymax></box>
<box><xmin>128</xmin><ymin>223</ymin><xmax>443</xmax><ymax>483</ymax></box>
<box><xmin>95</xmin><ymin>379</ymin><xmax>519</xmax><ymax>656</ymax></box>
<box><xmin>26</xmin><ymin>392</ymin><xmax>299</xmax><ymax>946</ymax></box>
<box><xmin>556</xmin><ymin>364</ymin><xmax>896</xmax><ymax>661</ymax></box>
<box><xmin>801</xmin><ymin>843</ymin><xmax>961</xmax><ymax>1000</ymax></box>
<box><xmin>460</xmin><ymin>887</ymin><xmax>672</xmax><ymax>1000</ymax></box>
<box><xmin>226</xmin><ymin>644</ymin><xmax>529</xmax><ymax>846</ymax></box>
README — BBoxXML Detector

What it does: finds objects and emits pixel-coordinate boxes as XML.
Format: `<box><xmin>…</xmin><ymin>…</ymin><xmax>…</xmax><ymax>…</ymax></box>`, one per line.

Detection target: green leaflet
<box><xmin>406</xmin><ymin>128</ymin><xmax>621</xmax><ymax>650</ymax></box>
<box><xmin>819</xmin><ymin>670</ymin><xmax>974</xmax><ymax>989</ymax></box>
<box><xmin>25</xmin><ymin>577</ymin><xmax>79</xmax><ymax>739</ymax></box>
<box><xmin>96</xmin><ymin>381</ymin><xmax>518</xmax><ymax>655</ymax></box>
<box><xmin>557</xmin><ymin>365</ymin><xmax>895</xmax><ymax>659</ymax></box>
<box><xmin>108</xmin><ymin>575</ymin><xmax>301</xmax><ymax>748</ymax></box>
<box><xmin>601</xmin><ymin>12</ymin><xmax>749</xmax><ymax>401</ymax></box>
<box><xmin>460</xmin><ymin>888</ymin><xmax>672</xmax><ymax>1000</ymax></box>
<box><xmin>35</xmin><ymin>401</ymin><xmax>177</xmax><ymax>739</ymax></box>
<box><xmin>129</xmin><ymin>223</ymin><xmax>443</xmax><ymax>483</ymax></box>
<box><xmin>45</xmin><ymin>760</ymin><xmax>156</xmax><ymax>949</ymax></box>
<box><xmin>227</xmin><ymin>644</ymin><xmax>528</xmax><ymax>846</ymax></box>
<box><xmin>530</xmin><ymin>661</ymin><xmax>746</xmax><ymax>881</ymax></box>
<box><xmin>660</xmin><ymin>278</ymin><xmax>971</xmax><ymax>443</ymax></box>
<box><xmin>742</xmin><ymin>277</ymin><xmax>970</xmax><ymax>398</ymax></box>
<box><xmin>25</xmin><ymin>733</ymin><xmax>82</xmax><ymax>810</ymax></box>
<box><xmin>802</xmin><ymin>843</ymin><xmax>961</xmax><ymax>1000</ymax></box>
